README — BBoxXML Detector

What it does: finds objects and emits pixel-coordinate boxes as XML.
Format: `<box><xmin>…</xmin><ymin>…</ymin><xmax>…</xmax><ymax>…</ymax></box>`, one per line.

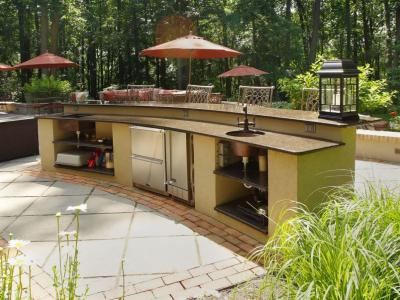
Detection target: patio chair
<box><xmin>127</xmin><ymin>84</ymin><xmax>155</xmax><ymax>102</ymax></box>
<box><xmin>186</xmin><ymin>84</ymin><xmax>214</xmax><ymax>103</ymax></box>
<box><xmin>301</xmin><ymin>88</ymin><xmax>319</xmax><ymax>112</ymax></box>
<box><xmin>238</xmin><ymin>85</ymin><xmax>274</xmax><ymax>106</ymax></box>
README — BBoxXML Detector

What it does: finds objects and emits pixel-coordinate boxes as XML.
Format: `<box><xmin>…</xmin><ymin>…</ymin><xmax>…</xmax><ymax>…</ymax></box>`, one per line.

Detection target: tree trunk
<box><xmin>87</xmin><ymin>39</ymin><xmax>97</xmax><ymax>98</ymax></box>
<box><xmin>383</xmin><ymin>0</ymin><xmax>393</xmax><ymax>68</ymax></box>
<box><xmin>345</xmin><ymin>0</ymin><xmax>352</xmax><ymax>58</ymax></box>
<box><xmin>361</xmin><ymin>0</ymin><xmax>372</xmax><ymax>64</ymax></box>
<box><xmin>309</xmin><ymin>0</ymin><xmax>321</xmax><ymax>65</ymax></box>
<box><xmin>295</xmin><ymin>0</ymin><xmax>309</xmax><ymax>68</ymax></box>
<box><xmin>394</xmin><ymin>3</ymin><xmax>400</xmax><ymax>68</ymax></box>
<box><xmin>352</xmin><ymin>0</ymin><xmax>358</xmax><ymax>63</ymax></box>
<box><xmin>49</xmin><ymin>4</ymin><xmax>60</xmax><ymax>54</ymax></box>
<box><xmin>15</xmin><ymin>0</ymin><xmax>32</xmax><ymax>87</ymax></box>
<box><xmin>39</xmin><ymin>0</ymin><xmax>49</xmax><ymax>53</ymax></box>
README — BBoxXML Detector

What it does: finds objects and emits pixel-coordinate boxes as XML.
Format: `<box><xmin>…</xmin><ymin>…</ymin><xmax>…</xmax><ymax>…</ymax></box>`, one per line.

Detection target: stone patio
<box><xmin>0</xmin><ymin>156</ymin><xmax>263</xmax><ymax>300</ymax></box>
<box><xmin>0</xmin><ymin>156</ymin><xmax>398</xmax><ymax>299</ymax></box>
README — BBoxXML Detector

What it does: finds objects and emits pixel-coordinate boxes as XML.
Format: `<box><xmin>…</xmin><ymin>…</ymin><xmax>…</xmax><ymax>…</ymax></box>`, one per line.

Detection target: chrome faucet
<box><xmin>237</xmin><ymin>104</ymin><xmax>255</xmax><ymax>132</ymax></box>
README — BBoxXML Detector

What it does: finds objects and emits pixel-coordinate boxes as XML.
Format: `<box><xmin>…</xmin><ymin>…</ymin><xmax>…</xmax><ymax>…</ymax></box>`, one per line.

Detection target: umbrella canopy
<box><xmin>218</xmin><ymin>65</ymin><xmax>269</xmax><ymax>78</ymax></box>
<box><xmin>140</xmin><ymin>33</ymin><xmax>241</xmax><ymax>59</ymax></box>
<box><xmin>0</xmin><ymin>63</ymin><xmax>14</xmax><ymax>71</ymax></box>
<box><xmin>14</xmin><ymin>52</ymin><xmax>78</xmax><ymax>69</ymax></box>
<box><xmin>140</xmin><ymin>32</ymin><xmax>241</xmax><ymax>83</ymax></box>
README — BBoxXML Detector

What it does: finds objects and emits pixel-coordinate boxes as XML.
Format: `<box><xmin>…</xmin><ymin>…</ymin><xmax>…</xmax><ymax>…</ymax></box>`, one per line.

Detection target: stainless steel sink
<box><xmin>226</xmin><ymin>130</ymin><xmax>265</xmax><ymax>137</ymax></box>
<box><xmin>61</xmin><ymin>114</ymin><xmax>89</xmax><ymax>118</ymax></box>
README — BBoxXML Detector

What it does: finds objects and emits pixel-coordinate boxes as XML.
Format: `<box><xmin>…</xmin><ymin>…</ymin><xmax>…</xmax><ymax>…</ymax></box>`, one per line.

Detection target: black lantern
<box><xmin>317</xmin><ymin>59</ymin><xmax>360</xmax><ymax>121</ymax></box>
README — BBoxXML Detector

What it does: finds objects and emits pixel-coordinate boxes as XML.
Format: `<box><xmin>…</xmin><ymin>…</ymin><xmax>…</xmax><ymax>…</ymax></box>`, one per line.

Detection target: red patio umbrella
<box><xmin>0</xmin><ymin>64</ymin><xmax>15</xmax><ymax>71</ymax></box>
<box><xmin>140</xmin><ymin>32</ymin><xmax>241</xmax><ymax>83</ymax></box>
<box><xmin>218</xmin><ymin>65</ymin><xmax>269</xmax><ymax>78</ymax></box>
<box><xmin>14</xmin><ymin>52</ymin><xmax>78</xmax><ymax>69</ymax></box>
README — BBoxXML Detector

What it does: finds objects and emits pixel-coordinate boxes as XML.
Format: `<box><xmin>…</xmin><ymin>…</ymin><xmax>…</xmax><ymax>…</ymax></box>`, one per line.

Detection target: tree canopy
<box><xmin>1</xmin><ymin>0</ymin><xmax>399</xmax><ymax>100</ymax></box>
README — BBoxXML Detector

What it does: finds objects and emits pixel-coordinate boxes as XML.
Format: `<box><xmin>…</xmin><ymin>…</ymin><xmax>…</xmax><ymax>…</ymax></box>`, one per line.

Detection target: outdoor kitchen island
<box><xmin>37</xmin><ymin>102</ymin><xmax>359</xmax><ymax>241</ymax></box>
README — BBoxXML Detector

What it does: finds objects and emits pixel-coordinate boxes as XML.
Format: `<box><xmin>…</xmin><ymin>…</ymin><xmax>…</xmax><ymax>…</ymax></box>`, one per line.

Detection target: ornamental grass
<box><xmin>252</xmin><ymin>185</ymin><xmax>400</xmax><ymax>299</ymax></box>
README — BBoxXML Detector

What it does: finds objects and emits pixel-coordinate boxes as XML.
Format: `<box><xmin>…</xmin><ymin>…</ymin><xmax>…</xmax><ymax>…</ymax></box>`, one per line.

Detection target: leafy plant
<box><xmin>278</xmin><ymin>58</ymin><xmax>323</xmax><ymax>109</ymax></box>
<box><xmin>252</xmin><ymin>186</ymin><xmax>400</xmax><ymax>299</ymax></box>
<box><xmin>0</xmin><ymin>236</ymin><xmax>33</xmax><ymax>300</ymax></box>
<box><xmin>24</xmin><ymin>75</ymin><xmax>72</xmax><ymax>102</ymax></box>
<box><xmin>278</xmin><ymin>61</ymin><xmax>396</xmax><ymax>114</ymax></box>
<box><xmin>358</xmin><ymin>65</ymin><xmax>395</xmax><ymax>113</ymax></box>
<box><xmin>53</xmin><ymin>205</ymin><xmax>88</xmax><ymax>300</ymax></box>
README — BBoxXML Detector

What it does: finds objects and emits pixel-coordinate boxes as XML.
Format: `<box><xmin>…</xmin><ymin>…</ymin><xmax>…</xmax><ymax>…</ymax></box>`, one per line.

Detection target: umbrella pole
<box><xmin>188</xmin><ymin>56</ymin><xmax>192</xmax><ymax>85</ymax></box>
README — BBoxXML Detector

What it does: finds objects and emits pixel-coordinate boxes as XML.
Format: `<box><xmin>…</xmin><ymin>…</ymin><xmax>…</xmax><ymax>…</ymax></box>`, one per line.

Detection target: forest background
<box><xmin>1</xmin><ymin>0</ymin><xmax>399</xmax><ymax>104</ymax></box>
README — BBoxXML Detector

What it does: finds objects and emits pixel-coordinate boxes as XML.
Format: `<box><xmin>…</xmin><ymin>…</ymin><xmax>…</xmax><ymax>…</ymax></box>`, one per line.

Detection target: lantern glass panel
<box><xmin>321</xmin><ymin>78</ymin><xmax>341</xmax><ymax>112</ymax></box>
<box><xmin>343</xmin><ymin>77</ymin><xmax>357</xmax><ymax>112</ymax></box>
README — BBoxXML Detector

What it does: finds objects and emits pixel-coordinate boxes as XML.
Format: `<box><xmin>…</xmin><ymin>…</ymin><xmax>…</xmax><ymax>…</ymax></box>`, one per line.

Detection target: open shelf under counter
<box><xmin>53</xmin><ymin>139</ymin><xmax>113</xmax><ymax>150</ymax></box>
<box><xmin>54</xmin><ymin>164</ymin><xmax>115</xmax><ymax>176</ymax></box>
<box><xmin>215</xmin><ymin>197</ymin><xmax>268</xmax><ymax>233</ymax></box>
<box><xmin>214</xmin><ymin>162</ymin><xmax>267</xmax><ymax>191</ymax></box>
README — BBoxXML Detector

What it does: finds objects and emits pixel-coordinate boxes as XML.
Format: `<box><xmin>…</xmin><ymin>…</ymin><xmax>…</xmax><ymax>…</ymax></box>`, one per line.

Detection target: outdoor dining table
<box><xmin>157</xmin><ymin>89</ymin><xmax>187</xmax><ymax>103</ymax></box>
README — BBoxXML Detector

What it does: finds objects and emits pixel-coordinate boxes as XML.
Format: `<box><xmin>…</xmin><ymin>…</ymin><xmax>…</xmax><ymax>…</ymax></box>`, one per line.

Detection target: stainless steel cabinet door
<box><xmin>131</xmin><ymin>126</ymin><xmax>165</xmax><ymax>160</ymax></box>
<box><xmin>166</xmin><ymin>131</ymin><xmax>189</xmax><ymax>200</ymax></box>
<box><xmin>131</xmin><ymin>155</ymin><xmax>166</xmax><ymax>191</ymax></box>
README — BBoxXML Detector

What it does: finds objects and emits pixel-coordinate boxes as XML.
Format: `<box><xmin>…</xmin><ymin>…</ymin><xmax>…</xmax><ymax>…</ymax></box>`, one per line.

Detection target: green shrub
<box><xmin>359</xmin><ymin>65</ymin><xmax>395</xmax><ymax>113</ymax></box>
<box><xmin>278</xmin><ymin>61</ymin><xmax>396</xmax><ymax>114</ymax></box>
<box><xmin>253</xmin><ymin>186</ymin><xmax>400</xmax><ymax>299</ymax></box>
<box><xmin>278</xmin><ymin>59</ymin><xmax>322</xmax><ymax>109</ymax></box>
<box><xmin>24</xmin><ymin>75</ymin><xmax>72</xmax><ymax>102</ymax></box>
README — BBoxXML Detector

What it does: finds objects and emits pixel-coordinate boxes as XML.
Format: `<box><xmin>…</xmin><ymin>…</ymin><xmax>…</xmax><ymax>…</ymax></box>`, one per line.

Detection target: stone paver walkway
<box><xmin>0</xmin><ymin>156</ymin><xmax>399</xmax><ymax>299</ymax></box>
<box><xmin>0</xmin><ymin>157</ymin><xmax>264</xmax><ymax>300</ymax></box>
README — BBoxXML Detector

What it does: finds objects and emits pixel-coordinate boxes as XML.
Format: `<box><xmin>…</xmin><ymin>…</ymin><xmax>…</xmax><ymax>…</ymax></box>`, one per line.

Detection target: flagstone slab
<box><xmin>86</xmin><ymin>194</ymin><xmax>136</xmax><ymax>214</ymax></box>
<box><xmin>23</xmin><ymin>195</ymin><xmax>87</xmax><ymax>216</ymax></box>
<box><xmin>0</xmin><ymin>172</ymin><xmax>20</xmax><ymax>182</ymax></box>
<box><xmin>75</xmin><ymin>213</ymin><xmax>132</xmax><ymax>240</ymax></box>
<box><xmin>0</xmin><ymin>197</ymin><xmax>37</xmax><ymax>216</ymax></box>
<box><xmin>44</xmin><ymin>239</ymin><xmax>126</xmax><ymax>277</ymax></box>
<box><xmin>0</xmin><ymin>216</ymin><xmax>16</xmax><ymax>232</ymax></box>
<box><xmin>22</xmin><ymin>241</ymin><xmax>57</xmax><ymax>267</ymax></box>
<box><xmin>0</xmin><ymin>182</ymin><xmax>52</xmax><ymax>197</ymax></box>
<box><xmin>130</xmin><ymin>212</ymin><xmax>193</xmax><ymax>237</ymax></box>
<box><xmin>43</xmin><ymin>181</ymin><xmax>92</xmax><ymax>196</ymax></box>
<box><xmin>5</xmin><ymin>214</ymin><xmax>74</xmax><ymax>241</ymax></box>
<box><xmin>124</xmin><ymin>236</ymin><xmax>200</xmax><ymax>274</ymax></box>
<box><xmin>196</xmin><ymin>236</ymin><xmax>236</xmax><ymax>265</ymax></box>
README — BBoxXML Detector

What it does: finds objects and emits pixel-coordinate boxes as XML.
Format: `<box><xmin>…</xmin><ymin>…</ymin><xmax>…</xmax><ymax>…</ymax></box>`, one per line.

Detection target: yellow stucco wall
<box><xmin>356</xmin><ymin>130</ymin><xmax>400</xmax><ymax>163</ymax></box>
<box><xmin>297</xmin><ymin>126</ymin><xmax>355</xmax><ymax>210</ymax></box>
<box><xmin>38</xmin><ymin>105</ymin><xmax>357</xmax><ymax>242</ymax></box>
<box><xmin>112</xmin><ymin>123</ymin><xmax>133</xmax><ymax>186</ymax></box>
<box><xmin>267</xmin><ymin>150</ymin><xmax>298</xmax><ymax>235</ymax></box>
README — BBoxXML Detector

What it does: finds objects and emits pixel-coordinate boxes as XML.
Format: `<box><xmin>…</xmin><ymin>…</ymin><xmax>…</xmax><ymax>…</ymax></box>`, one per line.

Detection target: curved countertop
<box><xmin>40</xmin><ymin>113</ymin><xmax>343</xmax><ymax>154</ymax></box>
<box><xmin>62</xmin><ymin>102</ymin><xmax>378</xmax><ymax>127</ymax></box>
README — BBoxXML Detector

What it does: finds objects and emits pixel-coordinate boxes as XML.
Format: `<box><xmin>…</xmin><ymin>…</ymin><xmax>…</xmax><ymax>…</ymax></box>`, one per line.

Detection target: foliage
<box><xmin>53</xmin><ymin>206</ymin><xmax>88</xmax><ymax>300</ymax></box>
<box><xmin>24</xmin><ymin>76</ymin><xmax>72</xmax><ymax>103</ymax></box>
<box><xmin>271</xmin><ymin>101</ymin><xmax>294</xmax><ymax>110</ymax></box>
<box><xmin>278</xmin><ymin>59</ymin><xmax>323</xmax><ymax>109</ymax></box>
<box><xmin>0</xmin><ymin>235</ymin><xmax>32</xmax><ymax>300</ymax></box>
<box><xmin>278</xmin><ymin>62</ymin><xmax>396</xmax><ymax>114</ymax></box>
<box><xmin>253</xmin><ymin>186</ymin><xmax>400</xmax><ymax>299</ymax></box>
<box><xmin>359</xmin><ymin>65</ymin><xmax>395</xmax><ymax>113</ymax></box>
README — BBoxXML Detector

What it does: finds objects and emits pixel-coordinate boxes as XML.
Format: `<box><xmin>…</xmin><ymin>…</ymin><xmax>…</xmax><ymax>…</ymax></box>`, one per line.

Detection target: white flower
<box><xmin>59</xmin><ymin>231</ymin><xmax>77</xmax><ymax>238</ymax></box>
<box><xmin>66</xmin><ymin>203</ymin><xmax>87</xmax><ymax>213</ymax></box>
<box><xmin>56</xmin><ymin>212</ymin><xmax>62</xmax><ymax>217</ymax></box>
<box><xmin>8</xmin><ymin>240</ymin><xmax>30</xmax><ymax>250</ymax></box>
<box><xmin>8</xmin><ymin>255</ymin><xmax>33</xmax><ymax>267</ymax></box>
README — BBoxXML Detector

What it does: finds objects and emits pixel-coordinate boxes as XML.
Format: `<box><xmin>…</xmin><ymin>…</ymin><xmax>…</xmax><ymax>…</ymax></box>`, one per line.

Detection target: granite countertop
<box><xmin>63</xmin><ymin>102</ymin><xmax>379</xmax><ymax>127</ymax></box>
<box><xmin>0</xmin><ymin>113</ymin><xmax>36</xmax><ymax>123</ymax></box>
<box><xmin>41</xmin><ymin>113</ymin><xmax>343</xmax><ymax>154</ymax></box>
